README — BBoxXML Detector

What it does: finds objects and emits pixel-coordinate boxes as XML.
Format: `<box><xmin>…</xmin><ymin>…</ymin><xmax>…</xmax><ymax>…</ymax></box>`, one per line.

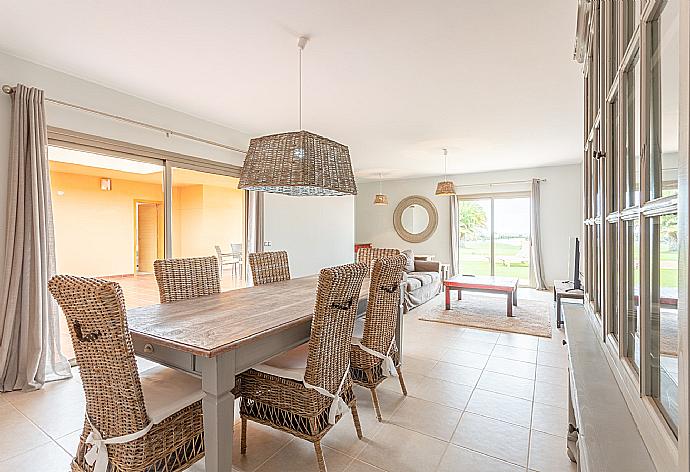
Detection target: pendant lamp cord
<box><xmin>299</xmin><ymin>45</ymin><xmax>302</xmax><ymax>130</ymax></box>
<box><xmin>443</xmin><ymin>148</ymin><xmax>448</xmax><ymax>179</ymax></box>
<box><xmin>379</xmin><ymin>173</ymin><xmax>383</xmax><ymax>193</ymax></box>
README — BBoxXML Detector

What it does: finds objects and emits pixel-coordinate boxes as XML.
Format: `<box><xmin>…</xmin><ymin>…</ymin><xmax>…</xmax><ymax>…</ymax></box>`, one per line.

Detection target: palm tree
<box><xmin>458</xmin><ymin>201</ymin><xmax>487</xmax><ymax>243</ymax></box>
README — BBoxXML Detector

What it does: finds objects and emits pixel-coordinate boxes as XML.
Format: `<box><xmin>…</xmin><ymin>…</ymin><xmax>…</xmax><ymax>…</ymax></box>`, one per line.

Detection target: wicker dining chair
<box><xmin>350</xmin><ymin>255</ymin><xmax>408</xmax><ymax>421</ymax></box>
<box><xmin>48</xmin><ymin>275</ymin><xmax>205</xmax><ymax>472</ymax></box>
<box><xmin>248</xmin><ymin>250</ymin><xmax>291</xmax><ymax>285</ymax></box>
<box><xmin>356</xmin><ymin>247</ymin><xmax>400</xmax><ymax>274</ymax></box>
<box><xmin>236</xmin><ymin>262</ymin><xmax>368</xmax><ymax>472</ymax></box>
<box><xmin>154</xmin><ymin>256</ymin><xmax>220</xmax><ymax>303</ymax></box>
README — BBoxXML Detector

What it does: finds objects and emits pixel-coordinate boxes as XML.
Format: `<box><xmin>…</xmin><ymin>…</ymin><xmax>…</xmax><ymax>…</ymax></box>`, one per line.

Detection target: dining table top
<box><xmin>127</xmin><ymin>275</ymin><xmax>371</xmax><ymax>358</ymax></box>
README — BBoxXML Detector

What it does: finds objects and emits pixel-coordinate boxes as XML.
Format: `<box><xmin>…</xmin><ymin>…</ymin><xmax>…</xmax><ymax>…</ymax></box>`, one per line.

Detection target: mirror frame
<box><xmin>393</xmin><ymin>195</ymin><xmax>438</xmax><ymax>243</ymax></box>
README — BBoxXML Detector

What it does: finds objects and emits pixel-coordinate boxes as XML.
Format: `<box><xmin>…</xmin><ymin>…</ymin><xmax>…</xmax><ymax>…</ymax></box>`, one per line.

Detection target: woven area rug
<box><xmin>417</xmin><ymin>292</ymin><xmax>552</xmax><ymax>338</ymax></box>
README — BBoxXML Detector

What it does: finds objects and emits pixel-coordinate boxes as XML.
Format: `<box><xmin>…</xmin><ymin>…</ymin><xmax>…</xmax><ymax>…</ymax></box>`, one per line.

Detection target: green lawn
<box><xmin>459</xmin><ymin>239</ymin><xmax>530</xmax><ymax>283</ymax></box>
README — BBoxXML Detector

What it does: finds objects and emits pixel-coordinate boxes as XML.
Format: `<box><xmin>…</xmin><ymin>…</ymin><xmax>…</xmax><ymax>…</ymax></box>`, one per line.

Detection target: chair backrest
<box><xmin>304</xmin><ymin>262</ymin><xmax>368</xmax><ymax>393</ymax></box>
<box><xmin>153</xmin><ymin>256</ymin><xmax>220</xmax><ymax>303</ymax></box>
<box><xmin>361</xmin><ymin>255</ymin><xmax>406</xmax><ymax>355</ymax></box>
<box><xmin>356</xmin><ymin>247</ymin><xmax>400</xmax><ymax>274</ymax></box>
<box><xmin>248</xmin><ymin>251</ymin><xmax>291</xmax><ymax>285</ymax></box>
<box><xmin>48</xmin><ymin>276</ymin><xmax>149</xmax><ymax>439</ymax></box>
<box><xmin>214</xmin><ymin>245</ymin><xmax>223</xmax><ymax>259</ymax></box>
<box><xmin>231</xmin><ymin>243</ymin><xmax>243</xmax><ymax>257</ymax></box>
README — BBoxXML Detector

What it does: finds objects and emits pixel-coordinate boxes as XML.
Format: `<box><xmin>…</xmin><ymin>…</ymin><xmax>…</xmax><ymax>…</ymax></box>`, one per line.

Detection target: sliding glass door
<box><xmin>457</xmin><ymin>194</ymin><xmax>531</xmax><ymax>285</ymax></box>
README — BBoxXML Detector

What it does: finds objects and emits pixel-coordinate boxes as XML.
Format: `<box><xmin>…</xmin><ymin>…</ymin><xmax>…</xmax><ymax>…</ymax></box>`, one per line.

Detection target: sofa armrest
<box><xmin>413</xmin><ymin>260</ymin><xmax>440</xmax><ymax>272</ymax></box>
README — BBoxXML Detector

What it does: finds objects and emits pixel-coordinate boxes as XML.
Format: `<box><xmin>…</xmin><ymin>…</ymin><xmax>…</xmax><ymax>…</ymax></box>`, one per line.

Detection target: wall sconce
<box><xmin>100</xmin><ymin>178</ymin><xmax>112</xmax><ymax>191</ymax></box>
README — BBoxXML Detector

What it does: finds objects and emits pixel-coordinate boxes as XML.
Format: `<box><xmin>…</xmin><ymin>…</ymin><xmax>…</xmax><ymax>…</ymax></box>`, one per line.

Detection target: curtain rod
<box><xmin>2</xmin><ymin>84</ymin><xmax>247</xmax><ymax>154</ymax></box>
<box><xmin>454</xmin><ymin>178</ymin><xmax>546</xmax><ymax>188</ymax></box>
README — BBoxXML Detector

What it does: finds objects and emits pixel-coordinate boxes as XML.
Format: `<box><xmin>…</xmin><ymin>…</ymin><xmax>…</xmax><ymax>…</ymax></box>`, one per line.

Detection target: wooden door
<box><xmin>137</xmin><ymin>203</ymin><xmax>160</xmax><ymax>273</ymax></box>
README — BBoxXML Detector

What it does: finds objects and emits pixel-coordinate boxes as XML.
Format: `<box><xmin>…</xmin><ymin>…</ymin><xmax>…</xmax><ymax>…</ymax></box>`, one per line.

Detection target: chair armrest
<box><xmin>414</xmin><ymin>260</ymin><xmax>441</xmax><ymax>272</ymax></box>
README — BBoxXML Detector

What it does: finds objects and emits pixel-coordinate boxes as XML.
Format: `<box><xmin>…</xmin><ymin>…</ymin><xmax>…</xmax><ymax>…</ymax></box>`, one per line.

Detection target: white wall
<box><xmin>264</xmin><ymin>194</ymin><xmax>355</xmax><ymax>278</ymax></box>
<box><xmin>0</xmin><ymin>52</ymin><xmax>354</xmax><ymax>287</ymax></box>
<box><xmin>355</xmin><ymin>164</ymin><xmax>583</xmax><ymax>285</ymax></box>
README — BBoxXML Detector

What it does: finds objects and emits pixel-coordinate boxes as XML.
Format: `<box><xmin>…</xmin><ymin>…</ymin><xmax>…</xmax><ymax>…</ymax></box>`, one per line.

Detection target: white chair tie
<box><xmin>352</xmin><ymin>337</ymin><xmax>398</xmax><ymax>378</ymax></box>
<box><xmin>303</xmin><ymin>365</ymin><xmax>351</xmax><ymax>425</ymax></box>
<box><xmin>84</xmin><ymin>416</ymin><xmax>153</xmax><ymax>472</ymax></box>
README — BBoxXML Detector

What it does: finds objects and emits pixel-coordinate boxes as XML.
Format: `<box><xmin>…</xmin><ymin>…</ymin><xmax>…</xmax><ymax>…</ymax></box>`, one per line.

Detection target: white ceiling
<box><xmin>0</xmin><ymin>0</ymin><xmax>583</xmax><ymax>181</ymax></box>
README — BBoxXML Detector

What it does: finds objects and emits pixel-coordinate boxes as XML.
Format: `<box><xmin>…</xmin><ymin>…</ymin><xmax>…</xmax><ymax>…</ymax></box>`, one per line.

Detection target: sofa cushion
<box><xmin>406</xmin><ymin>271</ymin><xmax>440</xmax><ymax>291</ymax></box>
<box><xmin>400</xmin><ymin>249</ymin><xmax>415</xmax><ymax>272</ymax></box>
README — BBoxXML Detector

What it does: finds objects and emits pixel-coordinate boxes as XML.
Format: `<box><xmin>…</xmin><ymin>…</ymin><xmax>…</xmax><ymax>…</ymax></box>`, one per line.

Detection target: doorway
<box><xmin>457</xmin><ymin>194</ymin><xmax>532</xmax><ymax>286</ymax></box>
<box><xmin>135</xmin><ymin>201</ymin><xmax>163</xmax><ymax>274</ymax></box>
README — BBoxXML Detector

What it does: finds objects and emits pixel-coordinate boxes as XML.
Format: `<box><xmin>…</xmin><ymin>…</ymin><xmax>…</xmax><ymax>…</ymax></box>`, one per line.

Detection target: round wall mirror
<box><xmin>393</xmin><ymin>195</ymin><xmax>438</xmax><ymax>243</ymax></box>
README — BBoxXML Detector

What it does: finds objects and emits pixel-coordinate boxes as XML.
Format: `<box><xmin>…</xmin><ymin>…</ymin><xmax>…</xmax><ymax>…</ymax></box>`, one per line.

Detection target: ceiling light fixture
<box><xmin>238</xmin><ymin>36</ymin><xmax>357</xmax><ymax>196</ymax></box>
<box><xmin>373</xmin><ymin>173</ymin><xmax>389</xmax><ymax>205</ymax></box>
<box><xmin>434</xmin><ymin>148</ymin><xmax>456</xmax><ymax>196</ymax></box>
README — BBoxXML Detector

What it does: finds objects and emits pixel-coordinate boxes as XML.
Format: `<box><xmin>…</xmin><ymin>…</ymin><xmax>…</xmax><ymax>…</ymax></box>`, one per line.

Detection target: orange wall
<box><xmin>51</xmin><ymin>171</ymin><xmax>244</xmax><ymax>277</ymax></box>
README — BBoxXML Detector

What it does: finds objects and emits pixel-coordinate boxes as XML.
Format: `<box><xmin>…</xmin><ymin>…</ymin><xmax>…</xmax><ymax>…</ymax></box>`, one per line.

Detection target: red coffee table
<box><xmin>444</xmin><ymin>275</ymin><xmax>519</xmax><ymax>317</ymax></box>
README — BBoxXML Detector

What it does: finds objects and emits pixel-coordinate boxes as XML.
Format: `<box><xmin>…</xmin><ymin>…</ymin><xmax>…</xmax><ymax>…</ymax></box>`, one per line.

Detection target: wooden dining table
<box><xmin>127</xmin><ymin>274</ymin><xmax>404</xmax><ymax>472</ymax></box>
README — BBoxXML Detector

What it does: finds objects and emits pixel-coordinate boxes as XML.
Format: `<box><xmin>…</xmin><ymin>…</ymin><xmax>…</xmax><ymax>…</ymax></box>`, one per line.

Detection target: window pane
<box><xmin>649</xmin><ymin>1</ymin><xmax>680</xmax><ymax>198</ymax></box>
<box><xmin>458</xmin><ymin>199</ymin><xmax>492</xmax><ymax>276</ymax></box>
<box><xmin>171</xmin><ymin>168</ymin><xmax>246</xmax><ymax>291</ymax></box>
<box><xmin>649</xmin><ymin>214</ymin><xmax>679</xmax><ymax>433</ymax></box>
<box><xmin>49</xmin><ymin>146</ymin><xmax>165</xmax><ymax>359</ymax></box>
<box><xmin>626</xmin><ymin>0</ymin><xmax>640</xmax><ymax>45</ymax></box>
<box><xmin>610</xmin><ymin>0</ymin><xmax>618</xmax><ymax>77</ymax></box>
<box><xmin>624</xmin><ymin>54</ymin><xmax>641</xmax><ymax>207</ymax></box>
<box><xmin>611</xmin><ymin>100</ymin><xmax>619</xmax><ymax>211</ymax></box>
<box><xmin>624</xmin><ymin>218</ymin><xmax>641</xmax><ymax>369</ymax></box>
<box><xmin>610</xmin><ymin>222</ymin><xmax>620</xmax><ymax>339</ymax></box>
<box><xmin>493</xmin><ymin>197</ymin><xmax>531</xmax><ymax>285</ymax></box>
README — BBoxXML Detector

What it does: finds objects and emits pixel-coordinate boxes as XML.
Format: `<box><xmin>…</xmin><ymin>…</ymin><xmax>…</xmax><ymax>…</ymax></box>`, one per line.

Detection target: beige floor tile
<box><xmin>414</xmin><ymin>376</ymin><xmax>474</xmax><ymax>410</ymax></box>
<box><xmin>379</xmin><ymin>371</ymin><xmax>425</xmax><ymax>397</ymax></box>
<box><xmin>534</xmin><ymin>381</ymin><xmax>568</xmax><ymax>409</ymax></box>
<box><xmin>55</xmin><ymin>429</ymin><xmax>81</xmax><ymax>457</ymax></box>
<box><xmin>451</xmin><ymin>412</ymin><xmax>530</xmax><ymax>467</ymax></box>
<box><xmin>476</xmin><ymin>371</ymin><xmax>535</xmax><ymax>401</ymax></box>
<box><xmin>528</xmin><ymin>430</ymin><xmax>577</xmax><ymax>472</ymax></box>
<box><xmin>440</xmin><ymin>348</ymin><xmax>489</xmax><ymax>369</ymax></box>
<box><xmin>0</xmin><ymin>404</ymin><xmax>52</xmax><ymax>462</ymax></box>
<box><xmin>234</xmin><ymin>421</ymin><xmax>293</xmax><ymax>471</ymax></box>
<box><xmin>428</xmin><ymin>362</ymin><xmax>482</xmax><ymax>387</ymax></box>
<box><xmin>437</xmin><ymin>444</ymin><xmax>524</xmax><ymax>472</ymax></box>
<box><xmin>536</xmin><ymin>349</ymin><xmax>569</xmax><ymax>368</ymax></box>
<box><xmin>450</xmin><ymin>338</ymin><xmax>496</xmax><ymax>355</ymax></box>
<box><xmin>403</xmin><ymin>342</ymin><xmax>448</xmax><ymax>361</ymax></box>
<box><xmin>538</xmin><ymin>337</ymin><xmax>568</xmax><ymax>354</ymax></box>
<box><xmin>491</xmin><ymin>344</ymin><xmax>538</xmax><ymax>363</ymax></box>
<box><xmin>388</xmin><ymin>397</ymin><xmax>462</xmax><ymax>441</ymax></box>
<box><xmin>496</xmin><ymin>332</ymin><xmax>539</xmax><ymax>350</ymax></box>
<box><xmin>8</xmin><ymin>378</ymin><xmax>86</xmax><ymax>439</ymax></box>
<box><xmin>399</xmin><ymin>355</ymin><xmax>437</xmax><ymax>376</ymax></box>
<box><xmin>465</xmin><ymin>389</ymin><xmax>533</xmax><ymax>428</ymax></box>
<box><xmin>254</xmin><ymin>440</ymin><xmax>352</xmax><ymax>472</ymax></box>
<box><xmin>532</xmin><ymin>402</ymin><xmax>567</xmax><ymax>437</ymax></box>
<box><xmin>461</xmin><ymin>329</ymin><xmax>500</xmax><ymax>344</ymax></box>
<box><xmin>485</xmin><ymin>357</ymin><xmax>536</xmax><ymax>380</ymax></box>
<box><xmin>322</xmin><ymin>391</ymin><xmax>388</xmax><ymax>457</ymax></box>
<box><xmin>344</xmin><ymin>460</ymin><xmax>387</xmax><ymax>472</ymax></box>
<box><xmin>536</xmin><ymin>364</ymin><xmax>569</xmax><ymax>386</ymax></box>
<box><xmin>0</xmin><ymin>441</ymin><xmax>72</xmax><ymax>472</ymax></box>
<box><xmin>357</xmin><ymin>423</ymin><xmax>446</xmax><ymax>472</ymax></box>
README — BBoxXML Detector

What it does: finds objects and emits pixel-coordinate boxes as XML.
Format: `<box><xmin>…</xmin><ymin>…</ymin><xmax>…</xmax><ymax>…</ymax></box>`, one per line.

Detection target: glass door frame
<box><xmin>457</xmin><ymin>191</ymin><xmax>533</xmax><ymax>287</ymax></box>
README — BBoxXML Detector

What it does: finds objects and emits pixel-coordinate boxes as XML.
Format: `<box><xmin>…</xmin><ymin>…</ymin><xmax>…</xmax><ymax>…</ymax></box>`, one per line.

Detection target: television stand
<box><xmin>553</xmin><ymin>280</ymin><xmax>584</xmax><ymax>328</ymax></box>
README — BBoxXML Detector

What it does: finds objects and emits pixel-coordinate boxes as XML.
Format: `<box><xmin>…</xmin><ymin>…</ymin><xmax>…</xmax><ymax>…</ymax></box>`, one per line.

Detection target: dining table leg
<box><xmin>200</xmin><ymin>351</ymin><xmax>237</xmax><ymax>472</ymax></box>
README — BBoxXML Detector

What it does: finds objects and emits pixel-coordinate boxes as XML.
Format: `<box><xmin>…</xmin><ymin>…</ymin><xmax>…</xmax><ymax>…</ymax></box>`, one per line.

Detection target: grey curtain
<box><xmin>450</xmin><ymin>195</ymin><xmax>461</xmax><ymax>276</ymax></box>
<box><xmin>0</xmin><ymin>84</ymin><xmax>72</xmax><ymax>391</ymax></box>
<box><xmin>530</xmin><ymin>179</ymin><xmax>547</xmax><ymax>290</ymax></box>
<box><xmin>245</xmin><ymin>190</ymin><xmax>264</xmax><ymax>283</ymax></box>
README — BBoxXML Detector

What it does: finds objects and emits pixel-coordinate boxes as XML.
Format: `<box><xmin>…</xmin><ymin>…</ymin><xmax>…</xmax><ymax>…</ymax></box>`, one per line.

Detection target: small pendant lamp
<box><xmin>434</xmin><ymin>148</ymin><xmax>456</xmax><ymax>196</ymax></box>
<box><xmin>373</xmin><ymin>173</ymin><xmax>389</xmax><ymax>205</ymax></box>
<box><xmin>238</xmin><ymin>37</ymin><xmax>357</xmax><ymax>196</ymax></box>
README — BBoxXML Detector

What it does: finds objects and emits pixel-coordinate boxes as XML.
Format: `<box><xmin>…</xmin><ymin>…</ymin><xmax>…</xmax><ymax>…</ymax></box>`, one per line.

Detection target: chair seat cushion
<box><xmin>253</xmin><ymin>343</ymin><xmax>309</xmax><ymax>382</ymax></box>
<box><xmin>406</xmin><ymin>271</ymin><xmax>440</xmax><ymax>291</ymax></box>
<box><xmin>140</xmin><ymin>366</ymin><xmax>205</xmax><ymax>424</ymax></box>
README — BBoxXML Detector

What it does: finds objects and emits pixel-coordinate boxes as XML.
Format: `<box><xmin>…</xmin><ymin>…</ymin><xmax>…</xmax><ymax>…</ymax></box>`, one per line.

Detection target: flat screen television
<box><xmin>570</xmin><ymin>237</ymin><xmax>582</xmax><ymax>290</ymax></box>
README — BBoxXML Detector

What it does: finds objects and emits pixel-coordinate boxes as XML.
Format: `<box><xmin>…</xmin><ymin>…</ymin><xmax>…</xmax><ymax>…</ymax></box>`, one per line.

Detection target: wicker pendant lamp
<box><xmin>238</xmin><ymin>37</ymin><xmax>357</xmax><ymax>196</ymax></box>
<box><xmin>373</xmin><ymin>173</ymin><xmax>389</xmax><ymax>205</ymax></box>
<box><xmin>434</xmin><ymin>148</ymin><xmax>456</xmax><ymax>196</ymax></box>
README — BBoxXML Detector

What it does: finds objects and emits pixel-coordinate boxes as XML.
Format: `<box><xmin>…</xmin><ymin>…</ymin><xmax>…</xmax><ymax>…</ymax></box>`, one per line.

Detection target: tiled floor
<box><xmin>2</xmin><ymin>289</ymin><xmax>577</xmax><ymax>472</ymax></box>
